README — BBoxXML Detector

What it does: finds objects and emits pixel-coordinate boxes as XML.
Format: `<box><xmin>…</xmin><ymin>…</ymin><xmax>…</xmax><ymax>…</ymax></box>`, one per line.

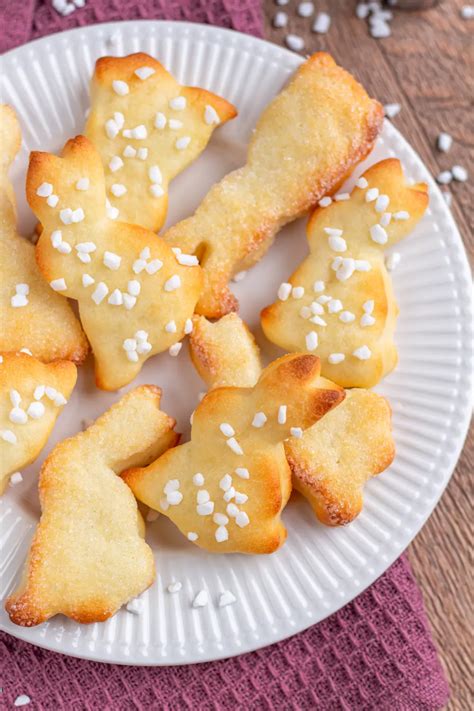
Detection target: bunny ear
<box><xmin>86</xmin><ymin>385</ymin><xmax>179</xmax><ymax>472</ymax></box>
<box><xmin>254</xmin><ymin>353</ymin><xmax>345</xmax><ymax>431</ymax></box>
<box><xmin>257</xmin><ymin>353</ymin><xmax>322</xmax><ymax>390</ymax></box>
<box><xmin>27</xmin><ymin>135</ymin><xmax>107</xmax><ymax>230</ymax></box>
<box><xmin>61</xmin><ymin>134</ymin><xmax>102</xmax><ymax>166</ymax></box>
<box><xmin>189</xmin><ymin>313</ymin><xmax>262</xmax><ymax>389</ymax></box>
<box><xmin>306</xmin><ymin>158</ymin><xmax>429</xmax><ymax>251</ymax></box>
<box><xmin>182</xmin><ymin>85</ymin><xmax>237</xmax><ymax>125</ymax></box>
<box><xmin>286</xmin><ymin>388</ymin><xmax>395</xmax><ymax>526</ymax></box>
<box><xmin>93</xmin><ymin>52</ymin><xmax>171</xmax><ymax>87</ymax></box>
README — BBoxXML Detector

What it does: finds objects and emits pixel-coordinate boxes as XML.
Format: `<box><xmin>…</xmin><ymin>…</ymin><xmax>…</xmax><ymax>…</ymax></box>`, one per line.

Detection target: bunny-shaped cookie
<box><xmin>6</xmin><ymin>386</ymin><xmax>178</xmax><ymax>626</ymax></box>
<box><xmin>261</xmin><ymin>159</ymin><xmax>429</xmax><ymax>387</ymax></box>
<box><xmin>187</xmin><ymin>313</ymin><xmax>395</xmax><ymax>527</ymax></box>
<box><xmin>0</xmin><ymin>351</ymin><xmax>77</xmax><ymax>494</ymax></box>
<box><xmin>164</xmin><ymin>53</ymin><xmax>383</xmax><ymax>317</ymax></box>
<box><xmin>28</xmin><ymin>135</ymin><xmax>203</xmax><ymax>391</ymax></box>
<box><xmin>189</xmin><ymin>313</ymin><xmax>262</xmax><ymax>389</ymax></box>
<box><xmin>123</xmin><ymin>354</ymin><xmax>344</xmax><ymax>554</ymax></box>
<box><xmin>85</xmin><ymin>53</ymin><xmax>236</xmax><ymax>232</ymax></box>
<box><xmin>0</xmin><ymin>104</ymin><xmax>88</xmax><ymax>363</ymax></box>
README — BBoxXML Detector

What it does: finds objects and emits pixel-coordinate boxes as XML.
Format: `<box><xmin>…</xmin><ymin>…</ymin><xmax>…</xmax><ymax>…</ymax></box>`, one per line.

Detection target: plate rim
<box><xmin>1</xmin><ymin>18</ymin><xmax>472</xmax><ymax>667</ymax></box>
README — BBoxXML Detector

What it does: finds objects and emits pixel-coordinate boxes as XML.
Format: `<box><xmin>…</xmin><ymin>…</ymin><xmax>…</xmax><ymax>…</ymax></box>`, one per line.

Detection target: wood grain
<box><xmin>263</xmin><ymin>2</ymin><xmax>473</xmax><ymax>707</ymax></box>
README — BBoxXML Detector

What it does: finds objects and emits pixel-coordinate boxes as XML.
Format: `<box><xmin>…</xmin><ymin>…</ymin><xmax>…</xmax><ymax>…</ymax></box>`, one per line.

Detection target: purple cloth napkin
<box><xmin>0</xmin><ymin>2</ymin><xmax>449</xmax><ymax>709</ymax></box>
<box><xmin>1</xmin><ymin>557</ymin><xmax>448</xmax><ymax>709</ymax></box>
<box><xmin>0</xmin><ymin>0</ymin><xmax>263</xmax><ymax>53</ymax></box>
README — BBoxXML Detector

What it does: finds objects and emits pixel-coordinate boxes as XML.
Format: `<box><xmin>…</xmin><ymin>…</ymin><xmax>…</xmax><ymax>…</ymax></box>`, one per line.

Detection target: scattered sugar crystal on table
<box><xmin>273</xmin><ymin>11</ymin><xmax>288</xmax><ymax>28</ymax></box>
<box><xmin>356</xmin><ymin>0</ymin><xmax>394</xmax><ymax>39</ymax></box>
<box><xmin>452</xmin><ymin>165</ymin><xmax>468</xmax><ymax>182</ymax></box>
<box><xmin>285</xmin><ymin>34</ymin><xmax>305</xmax><ymax>51</ymax></box>
<box><xmin>436</xmin><ymin>170</ymin><xmax>452</xmax><ymax>185</ymax></box>
<box><xmin>370</xmin><ymin>20</ymin><xmax>391</xmax><ymax>38</ymax></box>
<box><xmin>437</xmin><ymin>132</ymin><xmax>453</xmax><ymax>152</ymax></box>
<box><xmin>384</xmin><ymin>103</ymin><xmax>401</xmax><ymax>119</ymax></box>
<box><xmin>312</xmin><ymin>12</ymin><xmax>331</xmax><ymax>34</ymax></box>
<box><xmin>297</xmin><ymin>2</ymin><xmax>314</xmax><ymax>18</ymax></box>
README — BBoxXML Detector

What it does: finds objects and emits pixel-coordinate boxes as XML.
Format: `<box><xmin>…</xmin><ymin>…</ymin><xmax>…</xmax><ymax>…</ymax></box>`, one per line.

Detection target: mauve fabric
<box><xmin>0</xmin><ymin>0</ymin><xmax>263</xmax><ymax>53</ymax></box>
<box><xmin>0</xmin><ymin>2</ymin><xmax>449</xmax><ymax>709</ymax></box>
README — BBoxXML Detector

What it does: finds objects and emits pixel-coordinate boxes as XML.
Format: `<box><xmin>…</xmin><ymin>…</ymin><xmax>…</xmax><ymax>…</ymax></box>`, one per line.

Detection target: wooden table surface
<box><xmin>263</xmin><ymin>1</ymin><xmax>473</xmax><ymax>707</ymax></box>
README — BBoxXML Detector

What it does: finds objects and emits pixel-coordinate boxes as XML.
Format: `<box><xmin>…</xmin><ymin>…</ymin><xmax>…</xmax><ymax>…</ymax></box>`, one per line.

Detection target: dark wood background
<box><xmin>263</xmin><ymin>1</ymin><xmax>472</xmax><ymax>707</ymax></box>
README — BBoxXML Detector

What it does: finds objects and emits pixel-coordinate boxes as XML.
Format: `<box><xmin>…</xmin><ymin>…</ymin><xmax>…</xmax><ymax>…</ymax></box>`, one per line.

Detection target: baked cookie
<box><xmin>123</xmin><ymin>354</ymin><xmax>344</xmax><ymax>554</ymax></box>
<box><xmin>0</xmin><ymin>351</ymin><xmax>77</xmax><ymax>495</ymax></box>
<box><xmin>261</xmin><ymin>159</ymin><xmax>429</xmax><ymax>387</ymax></box>
<box><xmin>0</xmin><ymin>104</ymin><xmax>88</xmax><ymax>363</ymax></box>
<box><xmin>188</xmin><ymin>316</ymin><xmax>396</xmax><ymax>527</ymax></box>
<box><xmin>164</xmin><ymin>52</ymin><xmax>383</xmax><ymax>318</ymax></box>
<box><xmin>6</xmin><ymin>386</ymin><xmax>178</xmax><ymax>626</ymax></box>
<box><xmin>285</xmin><ymin>389</ymin><xmax>395</xmax><ymax>526</ymax></box>
<box><xmin>85</xmin><ymin>52</ymin><xmax>236</xmax><ymax>231</ymax></box>
<box><xmin>27</xmin><ymin>135</ymin><xmax>203</xmax><ymax>391</ymax></box>
<box><xmin>189</xmin><ymin>313</ymin><xmax>262</xmax><ymax>389</ymax></box>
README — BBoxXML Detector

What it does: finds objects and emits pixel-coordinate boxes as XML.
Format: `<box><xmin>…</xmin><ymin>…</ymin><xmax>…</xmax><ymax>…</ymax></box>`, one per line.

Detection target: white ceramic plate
<box><xmin>0</xmin><ymin>21</ymin><xmax>472</xmax><ymax>666</ymax></box>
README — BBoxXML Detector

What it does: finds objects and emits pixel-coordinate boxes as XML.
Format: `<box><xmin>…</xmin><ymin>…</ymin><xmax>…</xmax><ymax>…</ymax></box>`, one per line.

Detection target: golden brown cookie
<box><xmin>285</xmin><ymin>389</ymin><xmax>395</xmax><ymax>525</ymax></box>
<box><xmin>123</xmin><ymin>354</ymin><xmax>344</xmax><ymax>554</ymax></box>
<box><xmin>189</xmin><ymin>313</ymin><xmax>262</xmax><ymax>389</ymax></box>
<box><xmin>261</xmin><ymin>159</ymin><xmax>429</xmax><ymax>387</ymax></box>
<box><xmin>0</xmin><ymin>104</ymin><xmax>88</xmax><ymax>363</ymax></box>
<box><xmin>27</xmin><ymin>135</ymin><xmax>203</xmax><ymax>391</ymax></box>
<box><xmin>6</xmin><ymin>385</ymin><xmax>179</xmax><ymax>626</ymax></box>
<box><xmin>188</xmin><ymin>315</ymin><xmax>396</xmax><ymax>527</ymax></box>
<box><xmin>163</xmin><ymin>52</ymin><xmax>383</xmax><ymax>317</ymax></box>
<box><xmin>85</xmin><ymin>52</ymin><xmax>236</xmax><ymax>231</ymax></box>
<box><xmin>0</xmin><ymin>351</ymin><xmax>77</xmax><ymax>495</ymax></box>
